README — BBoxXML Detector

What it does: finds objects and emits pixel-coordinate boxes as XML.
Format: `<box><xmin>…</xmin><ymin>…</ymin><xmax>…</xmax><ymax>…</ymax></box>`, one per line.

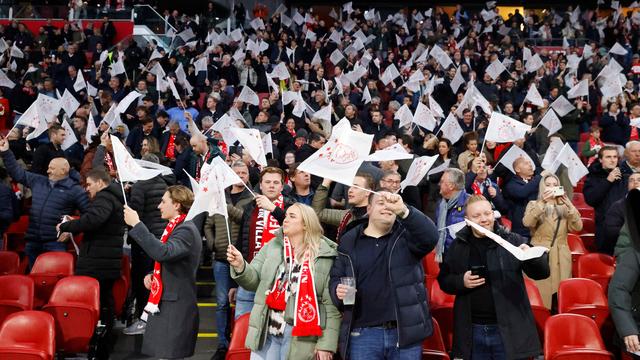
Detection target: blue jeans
<box><xmin>471</xmin><ymin>324</ymin><xmax>506</xmax><ymax>360</ymax></box>
<box><xmin>250</xmin><ymin>324</ymin><xmax>292</xmax><ymax>360</ymax></box>
<box><xmin>25</xmin><ymin>241</ymin><xmax>67</xmax><ymax>270</ymax></box>
<box><xmin>213</xmin><ymin>261</ymin><xmax>232</xmax><ymax>348</ymax></box>
<box><xmin>235</xmin><ymin>287</ymin><xmax>255</xmax><ymax>319</ymax></box>
<box><xmin>349</xmin><ymin>326</ymin><xmax>422</xmax><ymax>360</ymax></box>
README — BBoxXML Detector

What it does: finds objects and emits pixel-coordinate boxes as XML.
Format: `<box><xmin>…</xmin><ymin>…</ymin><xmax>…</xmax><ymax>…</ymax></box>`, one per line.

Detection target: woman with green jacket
<box><xmin>227</xmin><ymin>203</ymin><xmax>340</xmax><ymax>360</ymax></box>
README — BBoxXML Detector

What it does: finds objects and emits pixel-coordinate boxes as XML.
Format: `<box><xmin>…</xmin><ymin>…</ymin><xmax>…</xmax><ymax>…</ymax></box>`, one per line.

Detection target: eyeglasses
<box><xmin>382</xmin><ymin>179</ymin><xmax>401</xmax><ymax>185</ymax></box>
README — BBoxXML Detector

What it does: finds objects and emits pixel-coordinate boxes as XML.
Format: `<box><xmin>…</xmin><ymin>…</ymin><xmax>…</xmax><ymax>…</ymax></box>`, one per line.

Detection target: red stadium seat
<box><xmin>558</xmin><ymin>278</ymin><xmax>609</xmax><ymax>329</ymax></box>
<box><xmin>29</xmin><ymin>252</ymin><xmax>75</xmax><ymax>308</ymax></box>
<box><xmin>43</xmin><ymin>276</ymin><xmax>99</xmax><ymax>354</ymax></box>
<box><xmin>3</xmin><ymin>215</ymin><xmax>29</xmax><ymax>252</ymax></box>
<box><xmin>544</xmin><ymin>314</ymin><xmax>613</xmax><ymax>360</ymax></box>
<box><xmin>580</xmin><ymin>218</ymin><xmax>596</xmax><ymax>235</ymax></box>
<box><xmin>573</xmin><ymin>193</ymin><xmax>587</xmax><ymax>207</ymax></box>
<box><xmin>422</xmin><ymin>252</ymin><xmax>439</xmax><ymax>299</ymax></box>
<box><xmin>226</xmin><ymin>313</ymin><xmax>251</xmax><ymax>360</ymax></box>
<box><xmin>501</xmin><ymin>217</ymin><xmax>512</xmax><ymax>231</ymax></box>
<box><xmin>567</xmin><ymin>234</ymin><xmax>588</xmax><ymax>277</ymax></box>
<box><xmin>577</xmin><ymin>207</ymin><xmax>595</xmax><ymax>220</ymax></box>
<box><xmin>577</xmin><ymin>254</ymin><xmax>615</xmax><ymax>293</ymax></box>
<box><xmin>422</xmin><ymin>318</ymin><xmax>450</xmax><ymax>359</ymax></box>
<box><xmin>112</xmin><ymin>255</ymin><xmax>131</xmax><ymax>317</ymax></box>
<box><xmin>0</xmin><ymin>250</ymin><xmax>20</xmax><ymax>275</ymax></box>
<box><xmin>524</xmin><ymin>278</ymin><xmax>550</xmax><ymax>342</ymax></box>
<box><xmin>0</xmin><ymin>275</ymin><xmax>34</xmax><ymax>326</ymax></box>
<box><xmin>580</xmin><ymin>234</ymin><xmax>597</xmax><ymax>253</ymax></box>
<box><xmin>430</xmin><ymin>281</ymin><xmax>455</xmax><ymax>352</ymax></box>
<box><xmin>574</xmin><ymin>179</ymin><xmax>585</xmax><ymax>194</ymax></box>
<box><xmin>0</xmin><ymin>311</ymin><xmax>55</xmax><ymax>360</ymax></box>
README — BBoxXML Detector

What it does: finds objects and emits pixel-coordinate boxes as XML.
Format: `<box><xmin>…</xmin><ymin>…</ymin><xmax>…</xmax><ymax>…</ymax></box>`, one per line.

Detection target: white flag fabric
<box><xmin>541</xmin><ymin>137</ymin><xmax>565</xmax><ymax>170</ymax></box>
<box><xmin>25</xmin><ymin>115</ymin><xmax>48</xmax><ymax>141</ymax></box>
<box><xmin>210</xmin><ymin>114</ymin><xmax>239</xmax><ymax>144</ymax></box>
<box><xmin>538</xmin><ymin>109</ymin><xmax>562</xmax><ymax>136</ymax></box>
<box><xmin>73</xmin><ymin>71</ymin><xmax>86</xmax><ymax>91</ymax></box>
<box><xmin>116</xmin><ymin>91</ymin><xmax>143</xmax><ymax>113</ymax></box>
<box><xmin>149</xmin><ymin>48</ymin><xmax>163</xmax><ymax>61</ymax></box>
<box><xmin>271</xmin><ymin>62</ymin><xmax>290</xmax><ymax>80</ymax></box>
<box><xmin>610</xmin><ymin>42</ymin><xmax>628</xmax><ymax>55</ymax></box>
<box><xmin>109</xmin><ymin>58</ymin><xmax>126</xmax><ymax>76</ymax></box>
<box><xmin>497</xmin><ymin>145</ymin><xmax>536</xmax><ymax>174</ymax></box>
<box><xmin>36</xmin><ymin>93</ymin><xmax>61</xmax><ymax>121</ymax></box>
<box><xmin>111</xmin><ymin>135</ymin><xmax>164</xmax><ymax>182</ymax></box>
<box><xmin>86</xmin><ymin>113</ymin><xmax>98</xmax><ymax>140</ymax></box>
<box><xmin>60</xmin><ymin>119</ymin><xmax>78</xmax><ymax>151</ymax></box>
<box><xmin>16</xmin><ymin>101</ymin><xmax>43</xmax><ymax>128</ymax></box>
<box><xmin>400</xmin><ymin>155</ymin><xmax>438</xmax><ymax>190</ymax></box>
<box><xmin>524</xmin><ymin>84</ymin><xmax>545</xmax><ymax>107</ymax></box>
<box><xmin>10</xmin><ymin>44</ymin><xmax>23</xmax><ymax>59</ymax></box>
<box><xmin>485</xmin><ymin>59</ymin><xmax>507</xmax><ymax>80</ymax></box>
<box><xmin>430</xmin><ymin>45</ymin><xmax>453</xmax><ymax>69</ymax></box>
<box><xmin>413</xmin><ymin>102</ymin><xmax>437</xmax><ymax>131</ymax></box>
<box><xmin>450</xmin><ymin>66</ymin><xmax>465</xmax><ymax>93</ymax></box>
<box><xmin>136</xmin><ymin>159</ymin><xmax>173</xmax><ymax>176</ymax></box>
<box><xmin>550</xmin><ymin>95</ymin><xmax>575</xmax><ymax>117</ymax></box>
<box><xmin>185</xmin><ymin>162</ymin><xmax>228</xmax><ymax>221</ymax></box>
<box><xmin>238</xmin><ymin>86</ymin><xmax>259</xmax><ymax>106</ymax></box>
<box><xmin>361</xmin><ymin>86</ymin><xmax>372</xmax><ymax>104</ymax></box>
<box><xmin>210</xmin><ymin>156</ymin><xmax>245</xmax><ymax>189</ymax></box>
<box><xmin>394</xmin><ymin>104</ymin><xmax>414</xmax><ymax>128</ymax></box>
<box><xmin>525</xmin><ymin>54</ymin><xmax>544</xmax><ymax>73</ymax></box>
<box><xmin>380</xmin><ymin>64</ymin><xmax>400</xmax><ymax>85</ymax></box>
<box><xmin>177</xmin><ymin>27</ymin><xmax>195</xmax><ymax>42</ymax></box>
<box><xmin>0</xmin><ymin>69</ymin><xmax>15</xmax><ymax>88</ymax></box>
<box><xmin>366</xmin><ymin>144</ymin><xmax>413</xmax><ymax>161</ymax></box>
<box><xmin>567</xmin><ymin>79</ymin><xmax>589</xmax><ymax>99</ymax></box>
<box><xmin>631</xmin><ymin>117</ymin><xmax>640</xmax><ymax>128</ymax></box>
<box><xmin>439</xmin><ymin>113</ymin><xmax>464</xmax><ymax>143</ymax></box>
<box><xmin>329</xmin><ymin>49</ymin><xmax>345</xmax><ymax>65</ymax></box>
<box><xmin>313</xmin><ymin>103</ymin><xmax>332</xmax><ymax>121</ymax></box>
<box><xmin>262</xmin><ymin>132</ymin><xmax>273</xmax><ymax>155</ymax></box>
<box><xmin>166</xmin><ymin>77</ymin><xmax>181</xmax><ymax>101</ymax></box>
<box><xmin>328</xmin><ymin>30</ymin><xmax>342</xmax><ymax>44</ymax></box>
<box><xmin>231</xmin><ymin>128</ymin><xmax>267</xmax><ymax>166</ymax></box>
<box><xmin>60</xmin><ymin>90</ymin><xmax>80</xmax><ymax>116</ymax></box>
<box><xmin>103</xmin><ymin>103</ymin><xmax>123</xmax><ymax>130</ymax></box>
<box><xmin>194</xmin><ymin>57</ymin><xmax>208</xmax><ymax>73</ymax></box>
<box><xmin>429</xmin><ymin>95</ymin><xmax>444</xmax><ymax>118</ymax></box>
<box><xmin>87</xmin><ymin>82</ymin><xmax>98</xmax><ymax>97</ymax></box>
<box><xmin>485</xmin><ymin>112</ymin><xmax>531</xmax><ymax>143</ymax></box>
<box><xmin>465</xmin><ymin>219</ymin><xmax>548</xmax><ymax>261</ymax></box>
<box><xmin>311</xmin><ymin>51</ymin><xmax>322</xmax><ymax>66</ymax></box>
<box><xmin>298</xmin><ymin>118</ymin><xmax>374</xmax><ymax>186</ymax></box>
<box><xmin>555</xmin><ymin>144</ymin><xmax>589</xmax><ymax>186</ymax></box>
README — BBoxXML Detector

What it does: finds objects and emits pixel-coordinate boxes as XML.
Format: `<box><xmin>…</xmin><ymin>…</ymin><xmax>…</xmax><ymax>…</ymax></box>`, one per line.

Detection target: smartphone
<box><xmin>471</xmin><ymin>265</ymin><xmax>486</xmax><ymax>278</ymax></box>
<box><xmin>552</xmin><ymin>186</ymin><xmax>565</xmax><ymax>197</ymax></box>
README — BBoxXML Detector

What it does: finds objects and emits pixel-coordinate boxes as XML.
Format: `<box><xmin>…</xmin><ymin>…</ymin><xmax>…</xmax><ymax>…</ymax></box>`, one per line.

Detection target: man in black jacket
<box><xmin>31</xmin><ymin>124</ymin><xmax>66</xmax><ymax>175</ymax></box>
<box><xmin>57</xmin><ymin>169</ymin><xmax>125</xmax><ymax>337</ymax></box>
<box><xmin>329</xmin><ymin>190</ymin><xmax>438</xmax><ymax>359</ymax></box>
<box><xmin>584</xmin><ymin>146</ymin><xmax>630</xmax><ymax>254</ymax></box>
<box><xmin>438</xmin><ymin>195</ymin><xmax>550</xmax><ymax>359</ymax></box>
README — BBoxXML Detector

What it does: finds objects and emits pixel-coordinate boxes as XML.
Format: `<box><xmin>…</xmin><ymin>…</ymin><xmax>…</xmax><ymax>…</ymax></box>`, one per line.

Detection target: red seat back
<box><xmin>430</xmin><ymin>280</ymin><xmax>455</xmax><ymax>307</ymax></box>
<box><xmin>545</xmin><ymin>314</ymin><xmax>609</xmax><ymax>360</ymax></box>
<box><xmin>43</xmin><ymin>276</ymin><xmax>100</xmax><ymax>353</ymax></box>
<box><xmin>524</xmin><ymin>278</ymin><xmax>550</xmax><ymax>341</ymax></box>
<box><xmin>0</xmin><ymin>275</ymin><xmax>34</xmax><ymax>326</ymax></box>
<box><xmin>430</xmin><ymin>280</ymin><xmax>455</xmax><ymax>351</ymax></box>
<box><xmin>112</xmin><ymin>255</ymin><xmax>131</xmax><ymax>317</ymax></box>
<box><xmin>567</xmin><ymin>234</ymin><xmax>587</xmax><ymax>276</ymax></box>
<box><xmin>3</xmin><ymin>215</ymin><xmax>29</xmax><ymax>253</ymax></box>
<box><xmin>558</xmin><ymin>278</ymin><xmax>609</xmax><ymax>328</ymax></box>
<box><xmin>226</xmin><ymin>313</ymin><xmax>251</xmax><ymax>360</ymax></box>
<box><xmin>0</xmin><ymin>310</ymin><xmax>55</xmax><ymax>360</ymax></box>
<box><xmin>577</xmin><ymin>254</ymin><xmax>615</xmax><ymax>292</ymax></box>
<box><xmin>422</xmin><ymin>318</ymin><xmax>449</xmax><ymax>359</ymax></box>
<box><xmin>572</xmin><ymin>193</ymin><xmax>586</xmax><ymax>207</ymax></box>
<box><xmin>577</xmin><ymin>207</ymin><xmax>595</xmax><ymax>220</ymax></box>
<box><xmin>580</xmin><ymin>218</ymin><xmax>596</xmax><ymax>234</ymax></box>
<box><xmin>423</xmin><ymin>252</ymin><xmax>439</xmax><ymax>300</ymax></box>
<box><xmin>0</xmin><ymin>251</ymin><xmax>20</xmax><ymax>275</ymax></box>
<box><xmin>29</xmin><ymin>252</ymin><xmax>75</xmax><ymax>308</ymax></box>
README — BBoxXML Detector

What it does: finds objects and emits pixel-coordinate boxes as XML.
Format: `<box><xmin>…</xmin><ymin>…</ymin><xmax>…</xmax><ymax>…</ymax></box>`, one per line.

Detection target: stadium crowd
<box><xmin>2</xmin><ymin>0</ymin><xmax>640</xmax><ymax>359</ymax></box>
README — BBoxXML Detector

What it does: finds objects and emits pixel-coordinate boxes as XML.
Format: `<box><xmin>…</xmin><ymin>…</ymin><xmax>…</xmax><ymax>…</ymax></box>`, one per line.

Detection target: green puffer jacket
<box><xmin>231</xmin><ymin>231</ymin><xmax>341</xmax><ymax>359</ymax></box>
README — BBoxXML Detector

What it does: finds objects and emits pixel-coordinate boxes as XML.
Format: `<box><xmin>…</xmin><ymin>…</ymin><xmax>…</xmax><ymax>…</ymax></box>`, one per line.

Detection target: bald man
<box><xmin>187</xmin><ymin>133</ymin><xmax>224</xmax><ymax>182</ymax></box>
<box><xmin>503</xmin><ymin>157</ymin><xmax>542</xmax><ymax>239</ymax></box>
<box><xmin>0</xmin><ymin>136</ymin><xmax>89</xmax><ymax>267</ymax></box>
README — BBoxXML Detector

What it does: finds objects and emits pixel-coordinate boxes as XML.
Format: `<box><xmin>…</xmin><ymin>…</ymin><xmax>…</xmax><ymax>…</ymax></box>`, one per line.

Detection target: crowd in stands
<box><xmin>3</xmin><ymin>0</ymin><xmax>640</xmax><ymax>359</ymax></box>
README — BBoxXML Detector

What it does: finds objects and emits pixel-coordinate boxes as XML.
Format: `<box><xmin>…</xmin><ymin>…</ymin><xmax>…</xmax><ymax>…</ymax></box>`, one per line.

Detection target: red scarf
<box><xmin>165</xmin><ymin>134</ymin><xmax>176</xmax><ymax>160</ymax></box>
<box><xmin>587</xmin><ymin>136</ymin><xmax>604</xmax><ymax>166</ymax></box>
<box><xmin>336</xmin><ymin>211</ymin><xmax>353</xmax><ymax>241</ymax></box>
<box><xmin>471</xmin><ymin>181</ymin><xmax>483</xmax><ymax>195</ymax></box>
<box><xmin>265</xmin><ymin>235</ymin><xmax>322</xmax><ymax>337</ymax></box>
<box><xmin>253</xmin><ymin>194</ymin><xmax>284</xmax><ymax>259</ymax></box>
<box><xmin>144</xmin><ymin>214</ymin><xmax>186</xmax><ymax>315</ymax></box>
<box><xmin>104</xmin><ymin>152</ymin><xmax>115</xmax><ymax>173</ymax></box>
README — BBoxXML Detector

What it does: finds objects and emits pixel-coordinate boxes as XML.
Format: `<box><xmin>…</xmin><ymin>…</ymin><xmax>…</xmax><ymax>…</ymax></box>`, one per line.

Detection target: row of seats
<box><xmin>0</xmin><ymin>276</ymin><xmax>100</xmax><ymax>359</ymax></box>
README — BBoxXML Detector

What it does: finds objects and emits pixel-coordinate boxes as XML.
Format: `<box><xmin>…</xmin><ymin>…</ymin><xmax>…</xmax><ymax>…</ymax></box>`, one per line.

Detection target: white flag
<box><xmin>367</xmin><ymin>144</ymin><xmax>413</xmax><ymax>161</ymax></box>
<box><xmin>413</xmin><ymin>102</ymin><xmax>437</xmax><ymax>131</ymax></box>
<box><xmin>429</xmin><ymin>95</ymin><xmax>444</xmax><ymax>119</ymax></box>
<box><xmin>362</xmin><ymin>86</ymin><xmax>372</xmax><ymax>104</ymax></box>
<box><xmin>185</xmin><ymin>163</ymin><xmax>228</xmax><ymax>221</ymax></box>
<box><xmin>485</xmin><ymin>59</ymin><xmax>507</xmax><ymax>80</ymax></box>
<box><xmin>485</xmin><ymin>112</ymin><xmax>531</xmax><ymax>143</ymax></box>
<box><xmin>16</xmin><ymin>101</ymin><xmax>43</xmax><ymax>128</ymax></box>
<box><xmin>210</xmin><ymin>114</ymin><xmax>239</xmax><ymax>144</ymax></box>
<box><xmin>610</xmin><ymin>42</ymin><xmax>628</xmax><ymax>56</ymax></box>
<box><xmin>400</xmin><ymin>155</ymin><xmax>438</xmax><ymax>190</ymax></box>
<box><xmin>0</xmin><ymin>69</ymin><xmax>15</xmax><ymax>88</ymax></box>
<box><xmin>177</xmin><ymin>27</ymin><xmax>195</xmax><ymax>42</ymax></box>
<box><xmin>111</xmin><ymin>135</ymin><xmax>164</xmax><ymax>182</ymax></box>
<box><xmin>450</xmin><ymin>66</ymin><xmax>465</xmax><ymax>93</ymax></box>
<box><xmin>73</xmin><ymin>71</ymin><xmax>86</xmax><ymax>91</ymax></box>
<box><xmin>298</xmin><ymin>118</ymin><xmax>374</xmax><ymax>186</ymax></box>
<box><xmin>538</xmin><ymin>109</ymin><xmax>562</xmax><ymax>136</ymax></box>
<box><xmin>166</xmin><ymin>77</ymin><xmax>181</xmax><ymax>101</ymax></box>
<box><xmin>60</xmin><ymin>119</ymin><xmax>78</xmax><ymax>151</ymax></box>
<box><xmin>231</xmin><ymin>128</ymin><xmax>267</xmax><ymax>166</ymax></box>
<box><xmin>194</xmin><ymin>57</ymin><xmax>208</xmax><ymax>73</ymax></box>
<box><xmin>311</xmin><ymin>51</ymin><xmax>322</xmax><ymax>66</ymax></box>
<box><xmin>262</xmin><ymin>132</ymin><xmax>273</xmax><ymax>155</ymax></box>
<box><xmin>550</xmin><ymin>95</ymin><xmax>575</xmax><ymax>117</ymax></box>
<box><xmin>394</xmin><ymin>104</ymin><xmax>414</xmax><ymax>128</ymax></box>
<box><xmin>430</xmin><ymin>45</ymin><xmax>453</xmax><ymax>69</ymax></box>
<box><xmin>555</xmin><ymin>144</ymin><xmax>589</xmax><ymax>186</ymax></box>
<box><xmin>313</xmin><ymin>103</ymin><xmax>332</xmax><ymax>121</ymax></box>
<box><xmin>524</xmin><ymin>83</ymin><xmax>544</xmax><ymax>107</ymax></box>
<box><xmin>10</xmin><ymin>43</ymin><xmax>23</xmax><ymax>59</ymax></box>
<box><xmin>36</xmin><ymin>93</ymin><xmax>61</xmax><ymax>121</ymax></box>
<box><xmin>116</xmin><ymin>91</ymin><xmax>143</xmax><ymax>113</ymax></box>
<box><xmin>329</xmin><ymin>49</ymin><xmax>345</xmax><ymax>65</ymax></box>
<box><xmin>439</xmin><ymin>113</ymin><xmax>464</xmax><ymax>143</ymax></box>
<box><xmin>25</xmin><ymin>115</ymin><xmax>48</xmax><ymax>141</ymax></box>
<box><xmin>567</xmin><ymin>79</ymin><xmax>589</xmax><ymax>99</ymax></box>
<box><xmin>60</xmin><ymin>90</ymin><xmax>80</xmax><ymax>116</ymax></box>
<box><xmin>541</xmin><ymin>137</ymin><xmax>565</xmax><ymax>170</ymax></box>
<box><xmin>380</xmin><ymin>64</ymin><xmax>400</xmax><ymax>85</ymax></box>
<box><xmin>525</xmin><ymin>54</ymin><xmax>544</xmax><ymax>73</ymax></box>
<box><xmin>328</xmin><ymin>30</ymin><xmax>342</xmax><ymax>44</ymax></box>
<box><xmin>271</xmin><ymin>62</ymin><xmax>290</xmax><ymax>80</ymax></box>
<box><xmin>149</xmin><ymin>48</ymin><xmax>163</xmax><ymax>61</ymax></box>
<box><xmin>497</xmin><ymin>145</ymin><xmax>536</xmax><ymax>174</ymax></box>
<box><xmin>87</xmin><ymin>82</ymin><xmax>98</xmax><ymax>97</ymax></box>
<box><xmin>237</xmin><ymin>86</ymin><xmax>259</xmax><ymax>106</ymax></box>
<box><xmin>86</xmin><ymin>113</ymin><xmax>98</xmax><ymax>140</ymax></box>
<box><xmin>109</xmin><ymin>58</ymin><xmax>126</xmax><ymax>76</ymax></box>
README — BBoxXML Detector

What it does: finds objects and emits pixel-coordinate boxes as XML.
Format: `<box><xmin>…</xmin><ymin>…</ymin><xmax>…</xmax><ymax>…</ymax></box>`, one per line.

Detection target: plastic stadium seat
<box><xmin>0</xmin><ymin>275</ymin><xmax>34</xmax><ymax>326</ymax></box>
<box><xmin>544</xmin><ymin>314</ymin><xmax>613</xmax><ymax>360</ymax></box>
<box><xmin>0</xmin><ymin>310</ymin><xmax>55</xmax><ymax>360</ymax></box>
<box><xmin>567</xmin><ymin>234</ymin><xmax>588</xmax><ymax>277</ymax></box>
<box><xmin>29</xmin><ymin>252</ymin><xmax>75</xmax><ymax>308</ymax></box>
<box><xmin>574</xmin><ymin>178</ymin><xmax>585</xmax><ymax>193</ymax></box>
<box><xmin>3</xmin><ymin>215</ymin><xmax>29</xmax><ymax>252</ymax></box>
<box><xmin>573</xmin><ymin>193</ymin><xmax>587</xmax><ymax>207</ymax></box>
<box><xmin>112</xmin><ymin>255</ymin><xmax>131</xmax><ymax>317</ymax></box>
<box><xmin>580</xmin><ymin>218</ymin><xmax>596</xmax><ymax>235</ymax></box>
<box><xmin>43</xmin><ymin>276</ymin><xmax>99</xmax><ymax>354</ymax></box>
<box><xmin>577</xmin><ymin>254</ymin><xmax>615</xmax><ymax>293</ymax></box>
<box><xmin>577</xmin><ymin>207</ymin><xmax>595</xmax><ymax>220</ymax></box>
<box><xmin>430</xmin><ymin>281</ymin><xmax>455</xmax><ymax>352</ymax></box>
<box><xmin>524</xmin><ymin>278</ymin><xmax>550</xmax><ymax>342</ymax></box>
<box><xmin>422</xmin><ymin>252</ymin><xmax>439</xmax><ymax>299</ymax></box>
<box><xmin>226</xmin><ymin>313</ymin><xmax>251</xmax><ymax>360</ymax></box>
<box><xmin>422</xmin><ymin>318</ymin><xmax>450</xmax><ymax>359</ymax></box>
<box><xmin>580</xmin><ymin>234</ymin><xmax>597</xmax><ymax>253</ymax></box>
<box><xmin>558</xmin><ymin>278</ymin><xmax>609</xmax><ymax>329</ymax></box>
<box><xmin>0</xmin><ymin>250</ymin><xmax>20</xmax><ymax>275</ymax></box>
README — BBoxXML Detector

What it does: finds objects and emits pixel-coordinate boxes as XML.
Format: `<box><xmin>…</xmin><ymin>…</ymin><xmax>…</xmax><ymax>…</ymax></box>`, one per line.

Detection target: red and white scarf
<box><xmin>253</xmin><ymin>194</ymin><xmax>284</xmax><ymax>258</ymax></box>
<box><xmin>143</xmin><ymin>214</ymin><xmax>186</xmax><ymax>316</ymax></box>
<box><xmin>165</xmin><ymin>134</ymin><xmax>176</xmax><ymax>160</ymax></box>
<box><xmin>265</xmin><ymin>235</ymin><xmax>322</xmax><ymax>337</ymax></box>
<box><xmin>104</xmin><ymin>152</ymin><xmax>115</xmax><ymax>173</ymax></box>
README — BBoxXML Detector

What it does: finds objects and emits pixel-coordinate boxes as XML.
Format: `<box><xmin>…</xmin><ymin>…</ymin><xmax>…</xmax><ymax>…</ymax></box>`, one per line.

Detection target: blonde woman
<box><xmin>227</xmin><ymin>203</ymin><xmax>340</xmax><ymax>360</ymax></box>
<box><xmin>523</xmin><ymin>173</ymin><xmax>583</xmax><ymax>309</ymax></box>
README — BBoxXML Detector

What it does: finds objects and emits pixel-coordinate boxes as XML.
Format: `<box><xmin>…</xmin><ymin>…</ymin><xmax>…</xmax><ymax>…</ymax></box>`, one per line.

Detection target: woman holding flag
<box><xmin>123</xmin><ymin>185</ymin><xmax>202</xmax><ymax>360</ymax></box>
<box><xmin>226</xmin><ymin>203</ymin><xmax>340</xmax><ymax>360</ymax></box>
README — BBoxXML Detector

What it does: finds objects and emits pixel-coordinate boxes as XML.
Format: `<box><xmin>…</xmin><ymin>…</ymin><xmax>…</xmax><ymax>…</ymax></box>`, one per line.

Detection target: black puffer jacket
<box><xmin>129</xmin><ymin>174</ymin><xmax>176</xmax><ymax>238</ymax></box>
<box><xmin>438</xmin><ymin>225</ymin><xmax>550</xmax><ymax>360</ymax></box>
<box><xmin>59</xmin><ymin>183</ymin><xmax>125</xmax><ymax>280</ymax></box>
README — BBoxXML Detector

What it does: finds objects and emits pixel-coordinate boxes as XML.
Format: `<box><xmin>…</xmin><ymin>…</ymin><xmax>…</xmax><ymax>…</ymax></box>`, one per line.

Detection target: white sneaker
<box><xmin>122</xmin><ymin>320</ymin><xmax>146</xmax><ymax>335</ymax></box>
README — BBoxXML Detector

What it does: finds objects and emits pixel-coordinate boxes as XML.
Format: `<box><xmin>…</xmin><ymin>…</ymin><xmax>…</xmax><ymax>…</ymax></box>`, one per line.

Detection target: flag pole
<box><xmin>118</xmin><ymin>178</ymin><xmax>128</xmax><ymax>206</ymax></box>
<box><xmin>225</xmin><ymin>220</ymin><xmax>232</xmax><ymax>245</ymax></box>
<box><xmin>351</xmin><ymin>184</ymin><xmax>383</xmax><ymax>196</ymax></box>
<box><xmin>243</xmin><ymin>182</ymin><xmax>257</xmax><ymax>198</ymax></box>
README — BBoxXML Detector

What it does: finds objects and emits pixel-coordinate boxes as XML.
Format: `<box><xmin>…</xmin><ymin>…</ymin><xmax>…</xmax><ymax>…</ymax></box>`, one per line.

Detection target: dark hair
<box><xmin>48</xmin><ymin>123</ymin><xmax>64</xmax><ymax>136</ymax></box>
<box><xmin>260</xmin><ymin>166</ymin><xmax>285</xmax><ymax>183</ymax></box>
<box><xmin>156</xmin><ymin>110</ymin><xmax>169</xmax><ymax>119</ymax></box>
<box><xmin>86</xmin><ymin>168</ymin><xmax>111</xmax><ymax>184</ymax></box>
<box><xmin>598</xmin><ymin>145</ymin><xmax>619</xmax><ymax>159</ymax></box>
<box><xmin>309</xmin><ymin>132</ymin><xmax>325</xmax><ymax>143</ymax></box>
<box><xmin>463</xmin><ymin>131</ymin><xmax>479</xmax><ymax>145</ymax></box>
<box><xmin>354</xmin><ymin>171</ymin><xmax>375</xmax><ymax>191</ymax></box>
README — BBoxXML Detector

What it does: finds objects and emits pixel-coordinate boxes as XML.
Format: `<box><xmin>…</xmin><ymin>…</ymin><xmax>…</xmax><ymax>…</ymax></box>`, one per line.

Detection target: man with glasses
<box><xmin>379</xmin><ymin>170</ymin><xmax>421</xmax><ymax>209</ymax></box>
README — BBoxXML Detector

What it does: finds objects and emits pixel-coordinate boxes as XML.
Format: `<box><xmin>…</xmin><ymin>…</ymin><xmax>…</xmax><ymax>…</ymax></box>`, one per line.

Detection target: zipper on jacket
<box><xmin>387</xmin><ymin>228</ymin><xmax>406</xmax><ymax>347</ymax></box>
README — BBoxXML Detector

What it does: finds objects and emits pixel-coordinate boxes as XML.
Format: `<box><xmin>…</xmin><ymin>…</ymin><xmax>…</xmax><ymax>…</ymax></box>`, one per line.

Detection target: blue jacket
<box><xmin>1</xmin><ymin>150</ymin><xmax>90</xmax><ymax>242</ymax></box>
<box><xmin>435</xmin><ymin>190</ymin><xmax>470</xmax><ymax>250</ymax></box>
<box><xmin>599</xmin><ymin>112</ymin><xmax>630</xmax><ymax>146</ymax></box>
<box><xmin>504</xmin><ymin>175</ymin><xmax>541</xmax><ymax>238</ymax></box>
<box><xmin>329</xmin><ymin>207</ymin><xmax>438</xmax><ymax>358</ymax></box>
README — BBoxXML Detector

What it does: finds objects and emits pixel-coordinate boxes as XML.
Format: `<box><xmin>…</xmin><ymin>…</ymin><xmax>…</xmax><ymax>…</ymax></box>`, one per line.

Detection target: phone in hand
<box><xmin>470</xmin><ymin>265</ymin><xmax>486</xmax><ymax>279</ymax></box>
<box><xmin>551</xmin><ymin>186</ymin><xmax>565</xmax><ymax>197</ymax></box>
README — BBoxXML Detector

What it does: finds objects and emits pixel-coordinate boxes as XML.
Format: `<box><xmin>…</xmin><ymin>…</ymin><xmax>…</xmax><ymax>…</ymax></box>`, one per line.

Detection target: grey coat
<box><xmin>128</xmin><ymin>220</ymin><xmax>202</xmax><ymax>359</ymax></box>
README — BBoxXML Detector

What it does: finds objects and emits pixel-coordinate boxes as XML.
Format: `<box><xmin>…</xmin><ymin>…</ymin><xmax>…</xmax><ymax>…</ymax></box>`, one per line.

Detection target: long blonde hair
<box><xmin>288</xmin><ymin>203</ymin><xmax>323</xmax><ymax>263</ymax></box>
<box><xmin>536</xmin><ymin>173</ymin><xmax>567</xmax><ymax>219</ymax></box>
